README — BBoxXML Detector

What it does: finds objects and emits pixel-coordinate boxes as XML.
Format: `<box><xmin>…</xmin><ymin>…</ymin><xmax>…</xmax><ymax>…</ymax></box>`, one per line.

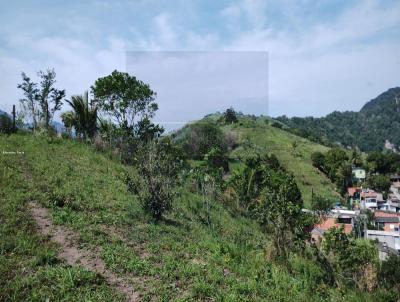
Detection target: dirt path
<box><xmin>28</xmin><ymin>201</ymin><xmax>140</xmax><ymax>302</ymax></box>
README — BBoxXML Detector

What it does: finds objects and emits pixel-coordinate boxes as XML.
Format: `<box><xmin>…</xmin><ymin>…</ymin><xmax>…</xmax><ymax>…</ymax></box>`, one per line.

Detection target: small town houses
<box><xmin>312</xmin><ymin>169</ymin><xmax>400</xmax><ymax>260</ymax></box>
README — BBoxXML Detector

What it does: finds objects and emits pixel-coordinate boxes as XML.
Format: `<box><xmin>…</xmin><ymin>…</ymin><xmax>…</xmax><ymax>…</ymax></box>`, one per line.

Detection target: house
<box><xmin>365</xmin><ymin>230</ymin><xmax>400</xmax><ymax>260</ymax></box>
<box><xmin>374</xmin><ymin>217</ymin><xmax>400</xmax><ymax>232</ymax></box>
<box><xmin>311</xmin><ymin>213</ymin><xmax>354</xmax><ymax>243</ymax></box>
<box><xmin>352</xmin><ymin>167</ymin><xmax>366</xmax><ymax>183</ymax></box>
<box><xmin>360</xmin><ymin>190</ymin><xmax>379</xmax><ymax>210</ymax></box>
<box><xmin>377</xmin><ymin>199</ymin><xmax>400</xmax><ymax>213</ymax></box>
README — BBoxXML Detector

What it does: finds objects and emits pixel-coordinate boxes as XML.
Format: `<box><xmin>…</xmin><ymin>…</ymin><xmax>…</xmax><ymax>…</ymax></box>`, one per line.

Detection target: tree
<box><xmin>379</xmin><ymin>254</ymin><xmax>400</xmax><ymax>291</ymax></box>
<box><xmin>179</xmin><ymin>121</ymin><xmax>227</xmax><ymax>160</ymax></box>
<box><xmin>37</xmin><ymin>69</ymin><xmax>65</xmax><ymax>129</ymax></box>
<box><xmin>91</xmin><ymin>70</ymin><xmax>158</xmax><ymax>137</ymax></box>
<box><xmin>224</xmin><ymin>107</ymin><xmax>238</xmax><ymax>124</ymax></box>
<box><xmin>311</xmin><ymin>194</ymin><xmax>333</xmax><ymax>217</ymax></box>
<box><xmin>66</xmin><ymin>91</ymin><xmax>98</xmax><ymax>139</ymax></box>
<box><xmin>323</xmin><ymin>227</ymin><xmax>379</xmax><ymax>290</ymax></box>
<box><xmin>125</xmin><ymin>140</ymin><xmax>180</xmax><ymax>221</ymax></box>
<box><xmin>17</xmin><ymin>73</ymin><xmax>39</xmax><ymax>130</ymax></box>
<box><xmin>60</xmin><ymin>111</ymin><xmax>75</xmax><ymax>136</ymax></box>
<box><xmin>254</xmin><ymin>173</ymin><xmax>308</xmax><ymax>261</ymax></box>
<box><xmin>311</xmin><ymin>151</ymin><xmax>325</xmax><ymax>172</ymax></box>
<box><xmin>368</xmin><ymin>174</ymin><xmax>391</xmax><ymax>196</ymax></box>
<box><xmin>336</xmin><ymin>162</ymin><xmax>353</xmax><ymax>195</ymax></box>
<box><xmin>204</xmin><ymin>147</ymin><xmax>229</xmax><ymax>173</ymax></box>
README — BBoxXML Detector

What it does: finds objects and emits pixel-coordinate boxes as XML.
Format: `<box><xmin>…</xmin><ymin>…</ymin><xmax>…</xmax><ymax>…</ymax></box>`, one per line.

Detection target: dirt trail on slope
<box><xmin>28</xmin><ymin>201</ymin><xmax>140</xmax><ymax>302</ymax></box>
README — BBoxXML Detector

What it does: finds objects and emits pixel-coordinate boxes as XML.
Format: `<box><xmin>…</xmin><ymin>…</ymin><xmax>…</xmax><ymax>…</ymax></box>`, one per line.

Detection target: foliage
<box><xmin>311</xmin><ymin>194</ymin><xmax>333</xmax><ymax>216</ymax></box>
<box><xmin>223</xmin><ymin>107</ymin><xmax>238</xmax><ymax>124</ymax></box>
<box><xmin>17</xmin><ymin>69</ymin><xmax>65</xmax><ymax>130</ymax></box>
<box><xmin>277</xmin><ymin>87</ymin><xmax>400</xmax><ymax>152</ymax></box>
<box><xmin>253</xmin><ymin>173</ymin><xmax>310</xmax><ymax>261</ymax></box>
<box><xmin>91</xmin><ymin>70</ymin><xmax>158</xmax><ymax>137</ymax></box>
<box><xmin>311</xmin><ymin>151</ymin><xmax>325</xmax><ymax>171</ymax></box>
<box><xmin>204</xmin><ymin>147</ymin><xmax>229</xmax><ymax>173</ymax></box>
<box><xmin>66</xmin><ymin>91</ymin><xmax>98</xmax><ymax>139</ymax></box>
<box><xmin>17</xmin><ymin>72</ymin><xmax>39</xmax><ymax>130</ymax></box>
<box><xmin>0</xmin><ymin>114</ymin><xmax>14</xmax><ymax>134</ymax></box>
<box><xmin>323</xmin><ymin>227</ymin><xmax>379</xmax><ymax>291</ymax></box>
<box><xmin>125</xmin><ymin>139</ymin><xmax>180</xmax><ymax>220</ymax></box>
<box><xmin>367</xmin><ymin>174</ymin><xmax>391</xmax><ymax>196</ymax></box>
<box><xmin>1</xmin><ymin>133</ymin><xmax>395</xmax><ymax>301</ymax></box>
<box><xmin>176</xmin><ymin>120</ymin><xmax>227</xmax><ymax>160</ymax></box>
<box><xmin>60</xmin><ymin>111</ymin><xmax>75</xmax><ymax>136</ymax></box>
<box><xmin>379</xmin><ymin>254</ymin><xmax>400</xmax><ymax>292</ymax></box>
<box><xmin>366</xmin><ymin>151</ymin><xmax>400</xmax><ymax>174</ymax></box>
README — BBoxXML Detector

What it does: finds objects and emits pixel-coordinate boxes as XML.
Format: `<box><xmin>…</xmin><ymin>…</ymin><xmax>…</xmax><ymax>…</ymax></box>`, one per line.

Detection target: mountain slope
<box><xmin>1</xmin><ymin>133</ymin><xmax>376</xmax><ymax>301</ymax></box>
<box><xmin>277</xmin><ymin>87</ymin><xmax>400</xmax><ymax>151</ymax></box>
<box><xmin>224</xmin><ymin>116</ymin><xmax>340</xmax><ymax>207</ymax></box>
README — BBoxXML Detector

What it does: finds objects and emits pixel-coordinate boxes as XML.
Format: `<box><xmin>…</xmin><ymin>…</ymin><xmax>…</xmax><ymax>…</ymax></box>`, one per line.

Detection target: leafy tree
<box><xmin>351</xmin><ymin>149</ymin><xmax>363</xmax><ymax>167</ymax></box>
<box><xmin>336</xmin><ymin>161</ymin><xmax>353</xmax><ymax>195</ymax></box>
<box><xmin>324</xmin><ymin>148</ymin><xmax>349</xmax><ymax>180</ymax></box>
<box><xmin>311</xmin><ymin>151</ymin><xmax>325</xmax><ymax>171</ymax></box>
<box><xmin>368</xmin><ymin>174</ymin><xmax>391</xmax><ymax>195</ymax></box>
<box><xmin>224</xmin><ymin>107</ymin><xmax>238</xmax><ymax>124</ymax></box>
<box><xmin>91</xmin><ymin>70</ymin><xmax>158</xmax><ymax>137</ymax></box>
<box><xmin>17</xmin><ymin>72</ymin><xmax>39</xmax><ymax>130</ymax></box>
<box><xmin>311</xmin><ymin>194</ymin><xmax>333</xmax><ymax>216</ymax></box>
<box><xmin>66</xmin><ymin>91</ymin><xmax>98</xmax><ymax>139</ymax></box>
<box><xmin>254</xmin><ymin>173</ymin><xmax>309</xmax><ymax>261</ymax></box>
<box><xmin>125</xmin><ymin>140</ymin><xmax>180</xmax><ymax>221</ymax></box>
<box><xmin>134</xmin><ymin>117</ymin><xmax>164</xmax><ymax>142</ymax></box>
<box><xmin>36</xmin><ymin>69</ymin><xmax>65</xmax><ymax>129</ymax></box>
<box><xmin>204</xmin><ymin>147</ymin><xmax>229</xmax><ymax>173</ymax></box>
<box><xmin>379</xmin><ymin>254</ymin><xmax>400</xmax><ymax>292</ymax></box>
<box><xmin>178</xmin><ymin>121</ymin><xmax>227</xmax><ymax>160</ymax></box>
<box><xmin>323</xmin><ymin>227</ymin><xmax>379</xmax><ymax>290</ymax></box>
<box><xmin>60</xmin><ymin>111</ymin><xmax>75</xmax><ymax>136</ymax></box>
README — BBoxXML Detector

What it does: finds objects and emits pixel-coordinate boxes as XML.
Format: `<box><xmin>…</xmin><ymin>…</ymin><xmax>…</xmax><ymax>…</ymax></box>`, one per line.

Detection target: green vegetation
<box><xmin>277</xmin><ymin>87</ymin><xmax>400</xmax><ymax>152</ymax></box>
<box><xmin>225</xmin><ymin>116</ymin><xmax>340</xmax><ymax>207</ymax></box>
<box><xmin>2</xmin><ymin>133</ymin><xmax>396</xmax><ymax>301</ymax></box>
<box><xmin>4</xmin><ymin>72</ymin><xmax>399</xmax><ymax>301</ymax></box>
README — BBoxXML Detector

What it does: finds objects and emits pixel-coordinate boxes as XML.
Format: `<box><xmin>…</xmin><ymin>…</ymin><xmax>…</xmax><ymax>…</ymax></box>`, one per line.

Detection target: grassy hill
<box><xmin>223</xmin><ymin>116</ymin><xmax>340</xmax><ymax>207</ymax></box>
<box><xmin>0</xmin><ymin>133</ymin><xmax>376</xmax><ymax>301</ymax></box>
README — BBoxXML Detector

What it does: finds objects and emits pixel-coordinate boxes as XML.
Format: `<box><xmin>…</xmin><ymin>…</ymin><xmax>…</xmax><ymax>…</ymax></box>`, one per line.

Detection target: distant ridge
<box><xmin>277</xmin><ymin>87</ymin><xmax>400</xmax><ymax>152</ymax></box>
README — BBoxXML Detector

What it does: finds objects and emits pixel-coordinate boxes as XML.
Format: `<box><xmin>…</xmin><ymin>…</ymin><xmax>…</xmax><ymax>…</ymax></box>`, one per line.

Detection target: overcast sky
<box><xmin>0</xmin><ymin>0</ymin><xmax>399</xmax><ymax>129</ymax></box>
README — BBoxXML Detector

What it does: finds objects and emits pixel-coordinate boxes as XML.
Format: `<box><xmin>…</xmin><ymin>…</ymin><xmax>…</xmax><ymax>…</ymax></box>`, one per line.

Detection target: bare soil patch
<box><xmin>28</xmin><ymin>201</ymin><xmax>140</xmax><ymax>302</ymax></box>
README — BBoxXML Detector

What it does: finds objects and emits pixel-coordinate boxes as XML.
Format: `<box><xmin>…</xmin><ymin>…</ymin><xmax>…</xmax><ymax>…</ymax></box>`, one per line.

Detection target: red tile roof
<box><xmin>374</xmin><ymin>210</ymin><xmax>400</xmax><ymax>218</ymax></box>
<box><xmin>315</xmin><ymin>217</ymin><xmax>352</xmax><ymax>234</ymax></box>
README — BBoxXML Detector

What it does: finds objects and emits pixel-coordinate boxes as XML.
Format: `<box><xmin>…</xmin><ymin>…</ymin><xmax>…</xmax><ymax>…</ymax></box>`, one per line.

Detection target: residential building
<box><xmin>352</xmin><ymin>167</ymin><xmax>366</xmax><ymax>183</ymax></box>
<box><xmin>365</xmin><ymin>230</ymin><xmax>400</xmax><ymax>260</ymax></box>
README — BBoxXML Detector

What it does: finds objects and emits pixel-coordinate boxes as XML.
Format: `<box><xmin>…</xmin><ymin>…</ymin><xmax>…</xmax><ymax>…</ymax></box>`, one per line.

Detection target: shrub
<box><xmin>125</xmin><ymin>140</ymin><xmax>180</xmax><ymax>221</ymax></box>
<box><xmin>0</xmin><ymin>114</ymin><xmax>14</xmax><ymax>134</ymax></box>
<box><xmin>179</xmin><ymin>121</ymin><xmax>227</xmax><ymax>160</ymax></box>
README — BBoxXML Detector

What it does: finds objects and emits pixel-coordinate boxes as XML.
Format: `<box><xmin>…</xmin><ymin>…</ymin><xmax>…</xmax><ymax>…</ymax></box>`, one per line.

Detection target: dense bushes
<box><xmin>176</xmin><ymin>121</ymin><xmax>227</xmax><ymax>160</ymax></box>
<box><xmin>0</xmin><ymin>114</ymin><xmax>14</xmax><ymax>134</ymax></box>
<box><xmin>125</xmin><ymin>138</ymin><xmax>182</xmax><ymax>221</ymax></box>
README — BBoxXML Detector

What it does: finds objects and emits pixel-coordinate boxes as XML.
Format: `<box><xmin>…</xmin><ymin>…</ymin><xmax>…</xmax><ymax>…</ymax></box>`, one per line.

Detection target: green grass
<box><xmin>225</xmin><ymin>117</ymin><xmax>340</xmax><ymax>207</ymax></box>
<box><xmin>0</xmin><ymin>133</ymin><xmax>380</xmax><ymax>301</ymax></box>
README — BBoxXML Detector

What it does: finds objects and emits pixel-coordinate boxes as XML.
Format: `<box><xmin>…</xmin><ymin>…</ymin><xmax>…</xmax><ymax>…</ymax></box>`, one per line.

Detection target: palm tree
<box><xmin>66</xmin><ymin>91</ymin><xmax>97</xmax><ymax>139</ymax></box>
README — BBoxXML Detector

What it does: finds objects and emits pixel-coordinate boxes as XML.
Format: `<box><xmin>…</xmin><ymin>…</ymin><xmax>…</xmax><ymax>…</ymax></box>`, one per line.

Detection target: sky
<box><xmin>0</xmin><ymin>0</ymin><xmax>399</xmax><ymax>129</ymax></box>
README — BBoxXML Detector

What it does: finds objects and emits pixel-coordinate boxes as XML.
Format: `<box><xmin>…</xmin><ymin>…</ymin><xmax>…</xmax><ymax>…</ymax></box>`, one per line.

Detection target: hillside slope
<box><xmin>277</xmin><ymin>87</ymin><xmax>400</xmax><ymax>151</ymax></box>
<box><xmin>0</xmin><ymin>134</ymin><xmax>374</xmax><ymax>301</ymax></box>
<box><xmin>226</xmin><ymin>117</ymin><xmax>339</xmax><ymax>207</ymax></box>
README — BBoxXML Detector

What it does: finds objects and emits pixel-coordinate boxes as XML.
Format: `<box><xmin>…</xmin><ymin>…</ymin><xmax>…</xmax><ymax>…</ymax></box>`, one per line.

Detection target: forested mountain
<box><xmin>277</xmin><ymin>87</ymin><xmax>400</xmax><ymax>152</ymax></box>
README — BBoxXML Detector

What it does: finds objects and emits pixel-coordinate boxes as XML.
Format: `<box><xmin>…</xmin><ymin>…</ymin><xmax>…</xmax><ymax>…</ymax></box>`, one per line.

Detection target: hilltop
<box><xmin>277</xmin><ymin>87</ymin><xmax>400</xmax><ymax>152</ymax></box>
<box><xmin>173</xmin><ymin>114</ymin><xmax>340</xmax><ymax>207</ymax></box>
